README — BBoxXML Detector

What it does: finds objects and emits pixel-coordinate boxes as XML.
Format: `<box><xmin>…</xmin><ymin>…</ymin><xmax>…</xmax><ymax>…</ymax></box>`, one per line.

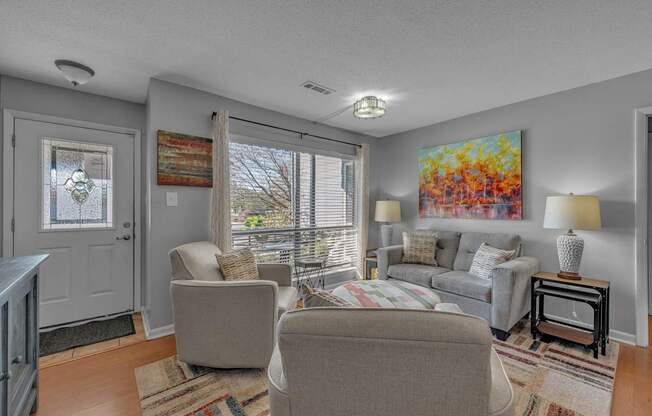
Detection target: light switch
<box><xmin>166</xmin><ymin>192</ymin><xmax>178</xmax><ymax>207</ymax></box>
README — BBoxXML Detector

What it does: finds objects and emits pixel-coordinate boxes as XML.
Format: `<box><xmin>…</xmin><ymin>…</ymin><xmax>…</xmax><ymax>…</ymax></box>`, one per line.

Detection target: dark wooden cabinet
<box><xmin>0</xmin><ymin>255</ymin><xmax>47</xmax><ymax>416</ymax></box>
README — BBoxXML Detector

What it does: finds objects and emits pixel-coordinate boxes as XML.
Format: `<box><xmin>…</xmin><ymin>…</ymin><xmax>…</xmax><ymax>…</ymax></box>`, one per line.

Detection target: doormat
<box><xmin>40</xmin><ymin>314</ymin><xmax>135</xmax><ymax>357</ymax></box>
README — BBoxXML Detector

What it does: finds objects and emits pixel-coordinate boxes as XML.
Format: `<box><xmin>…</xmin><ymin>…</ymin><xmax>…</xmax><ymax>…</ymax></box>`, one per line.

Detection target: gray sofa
<box><xmin>169</xmin><ymin>241</ymin><xmax>298</xmax><ymax>368</ymax></box>
<box><xmin>268</xmin><ymin>307</ymin><xmax>514</xmax><ymax>416</ymax></box>
<box><xmin>377</xmin><ymin>231</ymin><xmax>539</xmax><ymax>339</ymax></box>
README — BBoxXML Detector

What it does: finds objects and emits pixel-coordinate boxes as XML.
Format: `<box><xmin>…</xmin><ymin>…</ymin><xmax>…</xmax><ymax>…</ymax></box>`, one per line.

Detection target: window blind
<box><xmin>230</xmin><ymin>141</ymin><xmax>357</xmax><ymax>275</ymax></box>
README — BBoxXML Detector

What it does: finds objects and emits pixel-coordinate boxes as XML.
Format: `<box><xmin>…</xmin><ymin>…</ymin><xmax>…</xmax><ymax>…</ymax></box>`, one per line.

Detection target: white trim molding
<box><xmin>141</xmin><ymin>309</ymin><xmax>175</xmax><ymax>340</ymax></box>
<box><xmin>634</xmin><ymin>106</ymin><xmax>652</xmax><ymax>347</ymax></box>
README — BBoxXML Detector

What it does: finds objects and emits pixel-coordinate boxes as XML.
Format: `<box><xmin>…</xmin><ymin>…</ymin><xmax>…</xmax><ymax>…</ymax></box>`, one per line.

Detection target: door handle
<box><xmin>116</xmin><ymin>235</ymin><xmax>131</xmax><ymax>241</ymax></box>
<box><xmin>0</xmin><ymin>371</ymin><xmax>11</xmax><ymax>381</ymax></box>
<box><xmin>11</xmin><ymin>355</ymin><xmax>22</xmax><ymax>364</ymax></box>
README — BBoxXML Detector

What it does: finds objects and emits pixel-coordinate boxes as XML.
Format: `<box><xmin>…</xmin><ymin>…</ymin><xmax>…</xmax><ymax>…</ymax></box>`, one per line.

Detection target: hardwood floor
<box><xmin>36</xmin><ymin>318</ymin><xmax>652</xmax><ymax>415</ymax></box>
<box><xmin>36</xmin><ymin>335</ymin><xmax>176</xmax><ymax>416</ymax></box>
<box><xmin>611</xmin><ymin>317</ymin><xmax>652</xmax><ymax>416</ymax></box>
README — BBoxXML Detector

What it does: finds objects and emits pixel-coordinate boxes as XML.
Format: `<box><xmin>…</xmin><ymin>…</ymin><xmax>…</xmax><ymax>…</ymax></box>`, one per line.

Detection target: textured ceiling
<box><xmin>2</xmin><ymin>0</ymin><xmax>652</xmax><ymax>137</ymax></box>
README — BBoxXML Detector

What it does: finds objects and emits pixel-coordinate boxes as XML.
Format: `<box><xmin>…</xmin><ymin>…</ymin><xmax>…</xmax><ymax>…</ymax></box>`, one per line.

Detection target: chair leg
<box><xmin>492</xmin><ymin>328</ymin><xmax>511</xmax><ymax>341</ymax></box>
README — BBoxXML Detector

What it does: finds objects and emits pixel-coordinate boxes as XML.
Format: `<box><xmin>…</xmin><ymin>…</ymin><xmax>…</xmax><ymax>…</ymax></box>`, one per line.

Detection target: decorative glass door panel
<box><xmin>41</xmin><ymin>138</ymin><xmax>114</xmax><ymax>230</ymax></box>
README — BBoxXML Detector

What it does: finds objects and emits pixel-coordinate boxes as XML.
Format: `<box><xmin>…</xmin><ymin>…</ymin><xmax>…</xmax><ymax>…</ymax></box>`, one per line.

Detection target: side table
<box><xmin>295</xmin><ymin>258</ymin><xmax>326</xmax><ymax>289</ymax></box>
<box><xmin>531</xmin><ymin>271</ymin><xmax>610</xmax><ymax>359</ymax></box>
<box><xmin>364</xmin><ymin>250</ymin><xmax>377</xmax><ymax>280</ymax></box>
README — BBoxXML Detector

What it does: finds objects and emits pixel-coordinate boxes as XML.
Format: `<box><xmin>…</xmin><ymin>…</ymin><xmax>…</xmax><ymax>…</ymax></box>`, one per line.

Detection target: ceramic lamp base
<box><xmin>556</xmin><ymin>232</ymin><xmax>584</xmax><ymax>279</ymax></box>
<box><xmin>380</xmin><ymin>224</ymin><xmax>394</xmax><ymax>247</ymax></box>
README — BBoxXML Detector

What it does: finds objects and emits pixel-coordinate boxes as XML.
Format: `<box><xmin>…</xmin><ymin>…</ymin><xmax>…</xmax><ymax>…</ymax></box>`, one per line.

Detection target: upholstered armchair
<box><xmin>169</xmin><ymin>241</ymin><xmax>298</xmax><ymax>369</ymax></box>
<box><xmin>268</xmin><ymin>308</ymin><xmax>514</xmax><ymax>416</ymax></box>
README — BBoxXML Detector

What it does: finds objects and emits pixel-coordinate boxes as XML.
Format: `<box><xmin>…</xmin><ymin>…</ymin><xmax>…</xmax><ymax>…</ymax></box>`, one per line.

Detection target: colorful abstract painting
<box><xmin>418</xmin><ymin>130</ymin><xmax>522</xmax><ymax>220</ymax></box>
<box><xmin>157</xmin><ymin>130</ymin><xmax>212</xmax><ymax>187</ymax></box>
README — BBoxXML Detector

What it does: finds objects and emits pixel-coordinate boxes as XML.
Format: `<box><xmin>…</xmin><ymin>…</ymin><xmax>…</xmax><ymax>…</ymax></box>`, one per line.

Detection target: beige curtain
<box><xmin>355</xmin><ymin>143</ymin><xmax>370</xmax><ymax>279</ymax></box>
<box><xmin>211</xmin><ymin>111</ymin><xmax>232</xmax><ymax>251</ymax></box>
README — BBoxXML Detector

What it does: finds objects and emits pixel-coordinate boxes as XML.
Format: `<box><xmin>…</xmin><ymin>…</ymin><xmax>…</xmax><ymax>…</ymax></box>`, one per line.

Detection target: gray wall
<box><xmin>146</xmin><ymin>79</ymin><xmax>379</xmax><ymax>330</ymax></box>
<box><xmin>376</xmin><ymin>68</ymin><xmax>652</xmax><ymax>338</ymax></box>
<box><xmin>0</xmin><ymin>74</ymin><xmax>146</xmax><ymax>298</ymax></box>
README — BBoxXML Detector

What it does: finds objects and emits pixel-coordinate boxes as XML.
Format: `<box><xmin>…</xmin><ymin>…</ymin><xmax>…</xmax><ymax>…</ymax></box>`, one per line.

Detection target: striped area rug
<box><xmin>135</xmin><ymin>319</ymin><xmax>618</xmax><ymax>416</ymax></box>
<box><xmin>496</xmin><ymin>320</ymin><xmax>619</xmax><ymax>416</ymax></box>
<box><xmin>135</xmin><ymin>357</ymin><xmax>268</xmax><ymax>416</ymax></box>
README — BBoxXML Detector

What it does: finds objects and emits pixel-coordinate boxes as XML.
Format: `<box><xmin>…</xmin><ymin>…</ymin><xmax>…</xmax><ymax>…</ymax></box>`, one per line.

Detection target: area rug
<box><xmin>496</xmin><ymin>320</ymin><xmax>618</xmax><ymax>416</ymax></box>
<box><xmin>135</xmin><ymin>320</ymin><xmax>618</xmax><ymax>416</ymax></box>
<box><xmin>40</xmin><ymin>314</ymin><xmax>135</xmax><ymax>356</ymax></box>
<box><xmin>135</xmin><ymin>358</ymin><xmax>268</xmax><ymax>416</ymax></box>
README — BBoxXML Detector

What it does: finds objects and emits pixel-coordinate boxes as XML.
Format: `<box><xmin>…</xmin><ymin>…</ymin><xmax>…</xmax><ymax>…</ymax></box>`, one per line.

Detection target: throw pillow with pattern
<box><xmin>301</xmin><ymin>284</ymin><xmax>352</xmax><ymax>308</ymax></box>
<box><xmin>469</xmin><ymin>243</ymin><xmax>516</xmax><ymax>279</ymax></box>
<box><xmin>402</xmin><ymin>231</ymin><xmax>438</xmax><ymax>266</ymax></box>
<box><xmin>216</xmin><ymin>249</ymin><xmax>260</xmax><ymax>281</ymax></box>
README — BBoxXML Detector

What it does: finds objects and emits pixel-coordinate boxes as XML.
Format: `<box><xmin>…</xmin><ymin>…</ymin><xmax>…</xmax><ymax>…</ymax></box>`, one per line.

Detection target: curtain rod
<box><xmin>211</xmin><ymin>112</ymin><xmax>361</xmax><ymax>148</ymax></box>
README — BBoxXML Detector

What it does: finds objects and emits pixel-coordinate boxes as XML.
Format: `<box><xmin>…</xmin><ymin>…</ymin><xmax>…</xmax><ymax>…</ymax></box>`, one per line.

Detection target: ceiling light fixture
<box><xmin>353</xmin><ymin>96</ymin><xmax>386</xmax><ymax>119</ymax></box>
<box><xmin>54</xmin><ymin>60</ymin><xmax>95</xmax><ymax>86</ymax></box>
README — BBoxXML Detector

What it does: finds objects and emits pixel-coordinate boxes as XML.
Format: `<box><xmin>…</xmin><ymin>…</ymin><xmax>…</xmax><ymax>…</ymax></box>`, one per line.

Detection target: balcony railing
<box><xmin>232</xmin><ymin>225</ymin><xmax>358</xmax><ymax>274</ymax></box>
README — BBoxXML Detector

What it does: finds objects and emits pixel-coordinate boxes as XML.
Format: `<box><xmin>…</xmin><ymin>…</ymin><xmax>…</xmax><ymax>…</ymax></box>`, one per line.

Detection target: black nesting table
<box><xmin>531</xmin><ymin>271</ymin><xmax>610</xmax><ymax>359</ymax></box>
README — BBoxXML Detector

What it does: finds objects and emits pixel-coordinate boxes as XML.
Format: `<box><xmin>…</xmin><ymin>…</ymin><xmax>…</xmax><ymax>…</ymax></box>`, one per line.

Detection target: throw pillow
<box><xmin>215</xmin><ymin>249</ymin><xmax>260</xmax><ymax>281</ymax></box>
<box><xmin>301</xmin><ymin>284</ymin><xmax>352</xmax><ymax>308</ymax></box>
<box><xmin>402</xmin><ymin>231</ymin><xmax>438</xmax><ymax>266</ymax></box>
<box><xmin>468</xmin><ymin>243</ymin><xmax>516</xmax><ymax>279</ymax></box>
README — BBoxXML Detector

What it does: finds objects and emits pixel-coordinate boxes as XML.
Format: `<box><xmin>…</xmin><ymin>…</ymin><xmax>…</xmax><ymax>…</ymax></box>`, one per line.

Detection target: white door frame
<box><xmin>2</xmin><ymin>109</ymin><xmax>143</xmax><ymax>311</ymax></box>
<box><xmin>635</xmin><ymin>106</ymin><xmax>652</xmax><ymax>347</ymax></box>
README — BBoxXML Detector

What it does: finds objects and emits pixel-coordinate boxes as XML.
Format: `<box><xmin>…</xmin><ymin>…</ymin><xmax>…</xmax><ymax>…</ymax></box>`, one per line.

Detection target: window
<box><xmin>41</xmin><ymin>138</ymin><xmax>113</xmax><ymax>230</ymax></box>
<box><xmin>230</xmin><ymin>141</ymin><xmax>357</xmax><ymax>274</ymax></box>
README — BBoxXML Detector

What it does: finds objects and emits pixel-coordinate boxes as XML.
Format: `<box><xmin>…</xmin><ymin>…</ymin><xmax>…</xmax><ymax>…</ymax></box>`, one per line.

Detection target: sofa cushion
<box><xmin>402</xmin><ymin>231</ymin><xmax>438</xmax><ymax>265</ymax></box>
<box><xmin>431</xmin><ymin>271</ymin><xmax>492</xmax><ymax>302</ymax></box>
<box><xmin>216</xmin><ymin>249</ymin><xmax>260</xmax><ymax>281</ymax></box>
<box><xmin>454</xmin><ymin>233</ymin><xmax>521</xmax><ymax>271</ymax></box>
<box><xmin>432</xmin><ymin>230</ymin><xmax>461</xmax><ymax>270</ymax></box>
<box><xmin>301</xmin><ymin>285</ymin><xmax>352</xmax><ymax>308</ymax></box>
<box><xmin>469</xmin><ymin>243</ymin><xmax>516</xmax><ymax>279</ymax></box>
<box><xmin>388</xmin><ymin>264</ymin><xmax>450</xmax><ymax>288</ymax></box>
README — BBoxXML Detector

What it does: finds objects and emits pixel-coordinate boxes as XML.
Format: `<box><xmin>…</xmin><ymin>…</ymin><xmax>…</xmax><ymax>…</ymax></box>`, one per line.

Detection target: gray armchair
<box><xmin>268</xmin><ymin>308</ymin><xmax>514</xmax><ymax>416</ymax></box>
<box><xmin>169</xmin><ymin>241</ymin><xmax>297</xmax><ymax>368</ymax></box>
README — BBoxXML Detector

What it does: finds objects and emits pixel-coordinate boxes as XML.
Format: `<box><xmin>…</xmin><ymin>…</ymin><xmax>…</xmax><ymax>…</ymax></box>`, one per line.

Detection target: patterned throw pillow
<box><xmin>402</xmin><ymin>231</ymin><xmax>438</xmax><ymax>266</ymax></box>
<box><xmin>301</xmin><ymin>284</ymin><xmax>352</xmax><ymax>308</ymax></box>
<box><xmin>469</xmin><ymin>243</ymin><xmax>516</xmax><ymax>279</ymax></box>
<box><xmin>215</xmin><ymin>249</ymin><xmax>260</xmax><ymax>281</ymax></box>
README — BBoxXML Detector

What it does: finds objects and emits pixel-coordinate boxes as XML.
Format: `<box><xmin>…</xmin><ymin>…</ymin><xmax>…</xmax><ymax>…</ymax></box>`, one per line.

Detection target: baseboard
<box><xmin>141</xmin><ymin>309</ymin><xmax>175</xmax><ymax>340</ymax></box>
<box><xmin>544</xmin><ymin>313</ymin><xmax>636</xmax><ymax>346</ymax></box>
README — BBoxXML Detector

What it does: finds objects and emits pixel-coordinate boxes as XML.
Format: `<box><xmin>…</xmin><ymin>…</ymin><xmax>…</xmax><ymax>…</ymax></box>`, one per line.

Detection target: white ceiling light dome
<box><xmin>353</xmin><ymin>96</ymin><xmax>386</xmax><ymax>119</ymax></box>
<box><xmin>54</xmin><ymin>60</ymin><xmax>95</xmax><ymax>86</ymax></box>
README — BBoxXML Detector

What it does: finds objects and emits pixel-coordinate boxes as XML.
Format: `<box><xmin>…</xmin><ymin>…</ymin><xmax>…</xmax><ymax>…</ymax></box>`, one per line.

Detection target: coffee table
<box><xmin>332</xmin><ymin>279</ymin><xmax>441</xmax><ymax>309</ymax></box>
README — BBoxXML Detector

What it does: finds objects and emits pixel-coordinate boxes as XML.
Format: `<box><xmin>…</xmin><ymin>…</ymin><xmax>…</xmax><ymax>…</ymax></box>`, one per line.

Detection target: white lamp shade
<box><xmin>543</xmin><ymin>195</ymin><xmax>601</xmax><ymax>231</ymax></box>
<box><xmin>375</xmin><ymin>200</ymin><xmax>401</xmax><ymax>223</ymax></box>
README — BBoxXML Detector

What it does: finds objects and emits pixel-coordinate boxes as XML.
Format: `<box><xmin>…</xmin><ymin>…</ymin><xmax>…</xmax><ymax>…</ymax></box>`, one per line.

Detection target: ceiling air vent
<box><xmin>301</xmin><ymin>81</ymin><xmax>335</xmax><ymax>95</ymax></box>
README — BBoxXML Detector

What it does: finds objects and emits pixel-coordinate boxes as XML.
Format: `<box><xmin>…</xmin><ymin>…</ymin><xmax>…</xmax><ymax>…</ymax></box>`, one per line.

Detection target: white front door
<box><xmin>10</xmin><ymin>118</ymin><xmax>135</xmax><ymax>328</ymax></box>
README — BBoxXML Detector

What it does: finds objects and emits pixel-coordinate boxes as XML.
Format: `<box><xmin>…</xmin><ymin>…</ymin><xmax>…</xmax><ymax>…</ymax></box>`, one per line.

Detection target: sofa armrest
<box><xmin>258</xmin><ymin>263</ymin><xmax>292</xmax><ymax>286</ymax></box>
<box><xmin>170</xmin><ymin>279</ymin><xmax>278</xmax><ymax>368</ymax></box>
<box><xmin>490</xmin><ymin>256</ymin><xmax>540</xmax><ymax>332</ymax></box>
<box><xmin>376</xmin><ymin>245</ymin><xmax>404</xmax><ymax>280</ymax></box>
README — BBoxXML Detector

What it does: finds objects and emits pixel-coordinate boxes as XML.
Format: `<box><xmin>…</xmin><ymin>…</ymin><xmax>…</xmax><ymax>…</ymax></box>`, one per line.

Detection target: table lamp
<box><xmin>375</xmin><ymin>200</ymin><xmax>401</xmax><ymax>247</ymax></box>
<box><xmin>543</xmin><ymin>193</ymin><xmax>601</xmax><ymax>280</ymax></box>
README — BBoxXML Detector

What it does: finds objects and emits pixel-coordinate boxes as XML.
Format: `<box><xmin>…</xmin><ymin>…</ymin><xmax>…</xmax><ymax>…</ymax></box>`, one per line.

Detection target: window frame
<box><xmin>229</xmin><ymin>134</ymin><xmax>358</xmax><ymax>273</ymax></box>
